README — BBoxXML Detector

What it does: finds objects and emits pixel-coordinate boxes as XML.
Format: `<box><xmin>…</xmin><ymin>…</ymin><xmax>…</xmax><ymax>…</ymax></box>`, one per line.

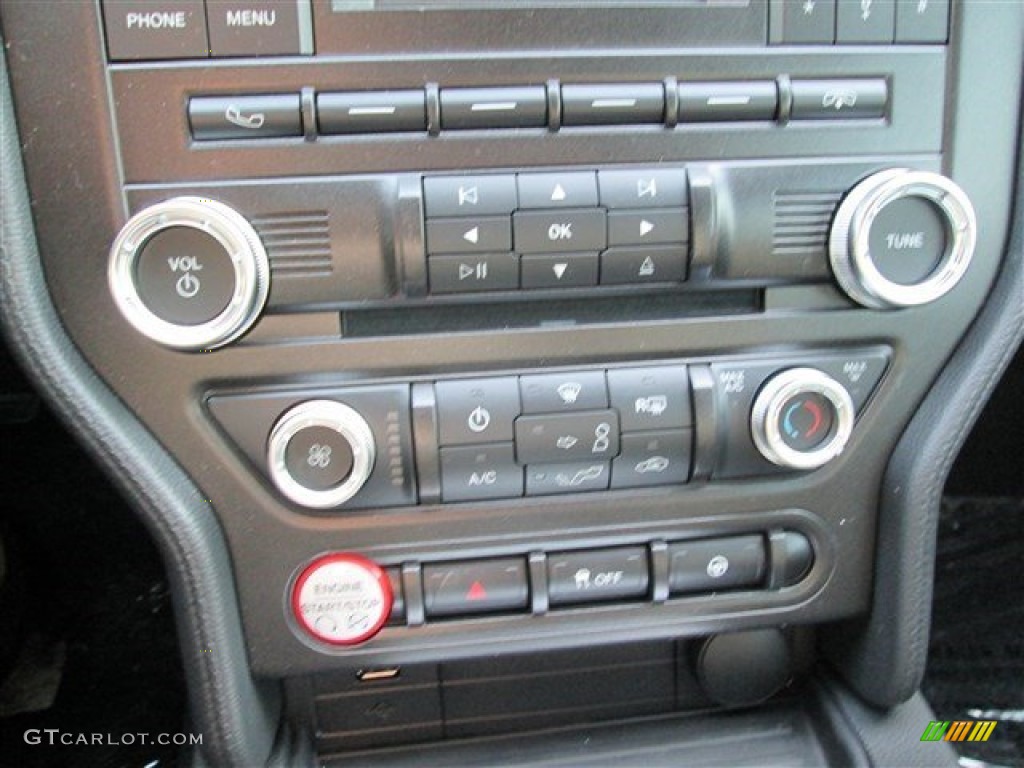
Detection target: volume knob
<box><xmin>108</xmin><ymin>197</ymin><xmax>270</xmax><ymax>350</ymax></box>
<box><xmin>829</xmin><ymin>170</ymin><xmax>976</xmax><ymax>309</ymax></box>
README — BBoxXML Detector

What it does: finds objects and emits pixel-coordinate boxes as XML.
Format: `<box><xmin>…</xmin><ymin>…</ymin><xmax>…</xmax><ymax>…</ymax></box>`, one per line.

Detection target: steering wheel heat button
<box><xmin>292</xmin><ymin>554</ymin><xmax>392</xmax><ymax>646</ymax></box>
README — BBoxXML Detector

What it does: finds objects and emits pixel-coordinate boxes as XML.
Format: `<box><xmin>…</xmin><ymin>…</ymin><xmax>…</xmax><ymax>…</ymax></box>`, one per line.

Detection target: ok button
<box><xmin>134</xmin><ymin>226</ymin><xmax>237</xmax><ymax>326</ymax></box>
<box><xmin>513</xmin><ymin>209</ymin><xmax>607</xmax><ymax>253</ymax></box>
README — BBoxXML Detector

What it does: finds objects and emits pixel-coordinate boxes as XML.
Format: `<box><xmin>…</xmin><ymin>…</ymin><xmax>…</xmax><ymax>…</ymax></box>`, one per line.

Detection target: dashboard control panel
<box><xmin>207</xmin><ymin>347</ymin><xmax>888</xmax><ymax>512</ymax></box>
<box><xmin>291</xmin><ymin>530</ymin><xmax>813</xmax><ymax>646</ymax></box>
<box><xmin>8</xmin><ymin>0</ymin><xmax>1013</xmax><ymax>687</ymax></box>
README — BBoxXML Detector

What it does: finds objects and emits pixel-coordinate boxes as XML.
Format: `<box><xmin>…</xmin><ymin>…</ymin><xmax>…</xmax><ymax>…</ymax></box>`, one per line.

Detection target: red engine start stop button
<box><xmin>291</xmin><ymin>553</ymin><xmax>392</xmax><ymax>646</ymax></box>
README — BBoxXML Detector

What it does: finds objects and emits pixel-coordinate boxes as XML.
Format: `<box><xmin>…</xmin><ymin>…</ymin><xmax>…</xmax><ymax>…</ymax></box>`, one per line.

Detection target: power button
<box><xmin>134</xmin><ymin>226</ymin><xmax>236</xmax><ymax>326</ymax></box>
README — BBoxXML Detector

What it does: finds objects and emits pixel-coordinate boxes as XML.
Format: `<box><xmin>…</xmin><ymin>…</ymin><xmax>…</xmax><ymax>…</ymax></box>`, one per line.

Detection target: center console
<box><xmin>2</xmin><ymin>0</ymin><xmax>1021</xmax><ymax>763</ymax></box>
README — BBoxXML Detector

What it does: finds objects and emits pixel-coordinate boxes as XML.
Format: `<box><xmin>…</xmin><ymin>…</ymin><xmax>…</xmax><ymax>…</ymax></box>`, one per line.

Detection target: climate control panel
<box><xmin>207</xmin><ymin>348</ymin><xmax>888</xmax><ymax>513</ymax></box>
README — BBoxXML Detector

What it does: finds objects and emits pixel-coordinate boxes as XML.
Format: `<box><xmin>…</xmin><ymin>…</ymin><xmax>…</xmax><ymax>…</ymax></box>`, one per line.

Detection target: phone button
<box><xmin>189</xmin><ymin>94</ymin><xmax>302</xmax><ymax>140</ymax></box>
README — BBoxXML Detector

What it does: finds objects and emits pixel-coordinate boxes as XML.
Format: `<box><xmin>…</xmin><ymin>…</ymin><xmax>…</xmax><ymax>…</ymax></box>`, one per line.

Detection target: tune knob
<box><xmin>750</xmin><ymin>368</ymin><xmax>855</xmax><ymax>470</ymax></box>
<box><xmin>829</xmin><ymin>169</ymin><xmax>976</xmax><ymax>308</ymax></box>
<box><xmin>108</xmin><ymin>197</ymin><xmax>270</xmax><ymax>350</ymax></box>
<box><xmin>267</xmin><ymin>401</ymin><xmax>376</xmax><ymax>509</ymax></box>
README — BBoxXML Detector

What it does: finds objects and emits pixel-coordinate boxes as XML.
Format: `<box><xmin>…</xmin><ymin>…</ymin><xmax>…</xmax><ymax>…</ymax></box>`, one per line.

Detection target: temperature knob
<box><xmin>267</xmin><ymin>400</ymin><xmax>376</xmax><ymax>509</ymax></box>
<box><xmin>750</xmin><ymin>368</ymin><xmax>855</xmax><ymax>470</ymax></box>
<box><xmin>829</xmin><ymin>169</ymin><xmax>976</xmax><ymax>308</ymax></box>
<box><xmin>108</xmin><ymin>197</ymin><xmax>270</xmax><ymax>350</ymax></box>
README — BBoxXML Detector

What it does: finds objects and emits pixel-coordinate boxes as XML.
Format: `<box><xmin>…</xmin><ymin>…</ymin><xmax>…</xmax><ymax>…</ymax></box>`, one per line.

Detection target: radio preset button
<box><xmin>189</xmin><ymin>94</ymin><xmax>302</xmax><ymax>140</ymax></box>
<box><xmin>519</xmin><ymin>371</ymin><xmax>608</xmax><ymax>414</ymax></box>
<box><xmin>513</xmin><ymin>209</ymin><xmax>607</xmax><ymax>254</ymax></box>
<box><xmin>318</xmin><ymin>90</ymin><xmax>426</xmax><ymax>134</ymax></box>
<box><xmin>435</xmin><ymin>377</ymin><xmax>520</xmax><ymax>446</ymax></box>
<box><xmin>517</xmin><ymin>172</ymin><xmax>598</xmax><ymax>209</ymax></box>
<box><xmin>600</xmin><ymin>246</ymin><xmax>687</xmax><ymax>285</ymax></box>
<box><xmin>428</xmin><ymin>253</ymin><xmax>519</xmax><ymax>294</ymax></box>
<box><xmin>608</xmin><ymin>366</ymin><xmax>691</xmax><ymax>432</ymax></box>
<box><xmin>515</xmin><ymin>410</ymin><xmax>620</xmax><ymax>464</ymax></box>
<box><xmin>440</xmin><ymin>86</ymin><xmax>547</xmax><ymax>130</ymax></box>
<box><xmin>561</xmin><ymin>83</ymin><xmax>665</xmax><ymax>126</ymax></box>
<box><xmin>611</xmin><ymin>429</ymin><xmax>692</xmax><ymax>489</ymax></box>
<box><xmin>206</xmin><ymin>0</ymin><xmax>307</xmax><ymax>57</ymax></box>
<box><xmin>426</xmin><ymin>216</ymin><xmax>512</xmax><ymax>254</ymax></box>
<box><xmin>608</xmin><ymin>209</ymin><xmax>689</xmax><ymax>247</ymax></box>
<box><xmin>440</xmin><ymin>443</ymin><xmax>523</xmax><ymax>502</ymax></box>
<box><xmin>678</xmin><ymin>81</ymin><xmax>778</xmax><ymax>122</ymax></box>
<box><xmin>526</xmin><ymin>461</ymin><xmax>611</xmax><ymax>496</ymax></box>
<box><xmin>547</xmin><ymin>547</ymin><xmax>650</xmax><ymax>607</ymax></box>
<box><xmin>598</xmin><ymin>169</ymin><xmax>688</xmax><ymax>209</ymax></box>
<box><xmin>423</xmin><ymin>175</ymin><xmax>517</xmax><ymax>217</ymax></box>
<box><xmin>520</xmin><ymin>252</ymin><xmax>599</xmax><ymax>289</ymax></box>
<box><xmin>790</xmin><ymin>79</ymin><xmax>888</xmax><ymax>120</ymax></box>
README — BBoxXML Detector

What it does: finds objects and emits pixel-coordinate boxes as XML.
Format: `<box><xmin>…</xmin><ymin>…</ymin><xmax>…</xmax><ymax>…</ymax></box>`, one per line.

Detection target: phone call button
<box><xmin>189</xmin><ymin>94</ymin><xmax>302</xmax><ymax>141</ymax></box>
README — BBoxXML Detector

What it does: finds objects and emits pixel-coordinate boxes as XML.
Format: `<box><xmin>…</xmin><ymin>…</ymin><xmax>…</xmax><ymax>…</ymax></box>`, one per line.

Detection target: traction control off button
<box><xmin>291</xmin><ymin>553</ymin><xmax>392</xmax><ymax>646</ymax></box>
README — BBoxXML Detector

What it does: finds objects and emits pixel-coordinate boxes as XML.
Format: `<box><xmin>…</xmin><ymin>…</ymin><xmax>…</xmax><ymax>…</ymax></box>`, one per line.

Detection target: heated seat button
<box><xmin>668</xmin><ymin>536</ymin><xmax>767</xmax><ymax>595</ymax></box>
<box><xmin>440</xmin><ymin>443</ymin><xmax>523</xmax><ymax>502</ymax></box>
<box><xmin>608</xmin><ymin>365</ymin><xmax>691</xmax><ymax>432</ymax></box>
<box><xmin>423</xmin><ymin>558</ymin><xmax>530</xmax><ymax>618</ymax></box>
<box><xmin>611</xmin><ymin>429</ymin><xmax>692</xmax><ymax>489</ymax></box>
<box><xmin>515</xmin><ymin>410</ymin><xmax>620</xmax><ymax>464</ymax></box>
<box><xmin>513</xmin><ymin>209</ymin><xmax>607</xmax><ymax>254</ymax></box>
<box><xmin>548</xmin><ymin>547</ymin><xmax>650</xmax><ymax>606</ymax></box>
<box><xmin>134</xmin><ymin>226</ymin><xmax>236</xmax><ymax>325</ymax></box>
<box><xmin>189</xmin><ymin>94</ymin><xmax>302</xmax><ymax>140</ymax></box>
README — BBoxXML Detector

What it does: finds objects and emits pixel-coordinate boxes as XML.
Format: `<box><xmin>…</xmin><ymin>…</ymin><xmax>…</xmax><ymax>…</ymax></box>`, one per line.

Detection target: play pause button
<box><xmin>521</xmin><ymin>253</ymin><xmax>600</xmax><ymax>289</ymax></box>
<box><xmin>429</xmin><ymin>253</ymin><xmax>519</xmax><ymax>293</ymax></box>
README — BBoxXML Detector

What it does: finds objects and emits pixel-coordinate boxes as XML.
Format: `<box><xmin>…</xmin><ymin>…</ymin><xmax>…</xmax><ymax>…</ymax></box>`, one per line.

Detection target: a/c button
<box><xmin>440</xmin><ymin>444</ymin><xmax>523</xmax><ymax>502</ymax></box>
<box><xmin>134</xmin><ymin>226</ymin><xmax>236</xmax><ymax>326</ymax></box>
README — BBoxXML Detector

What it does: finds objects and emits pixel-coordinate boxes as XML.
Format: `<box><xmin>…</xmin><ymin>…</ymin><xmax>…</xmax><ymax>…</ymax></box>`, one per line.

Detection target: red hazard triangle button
<box><xmin>466</xmin><ymin>580</ymin><xmax>488</xmax><ymax>601</ymax></box>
